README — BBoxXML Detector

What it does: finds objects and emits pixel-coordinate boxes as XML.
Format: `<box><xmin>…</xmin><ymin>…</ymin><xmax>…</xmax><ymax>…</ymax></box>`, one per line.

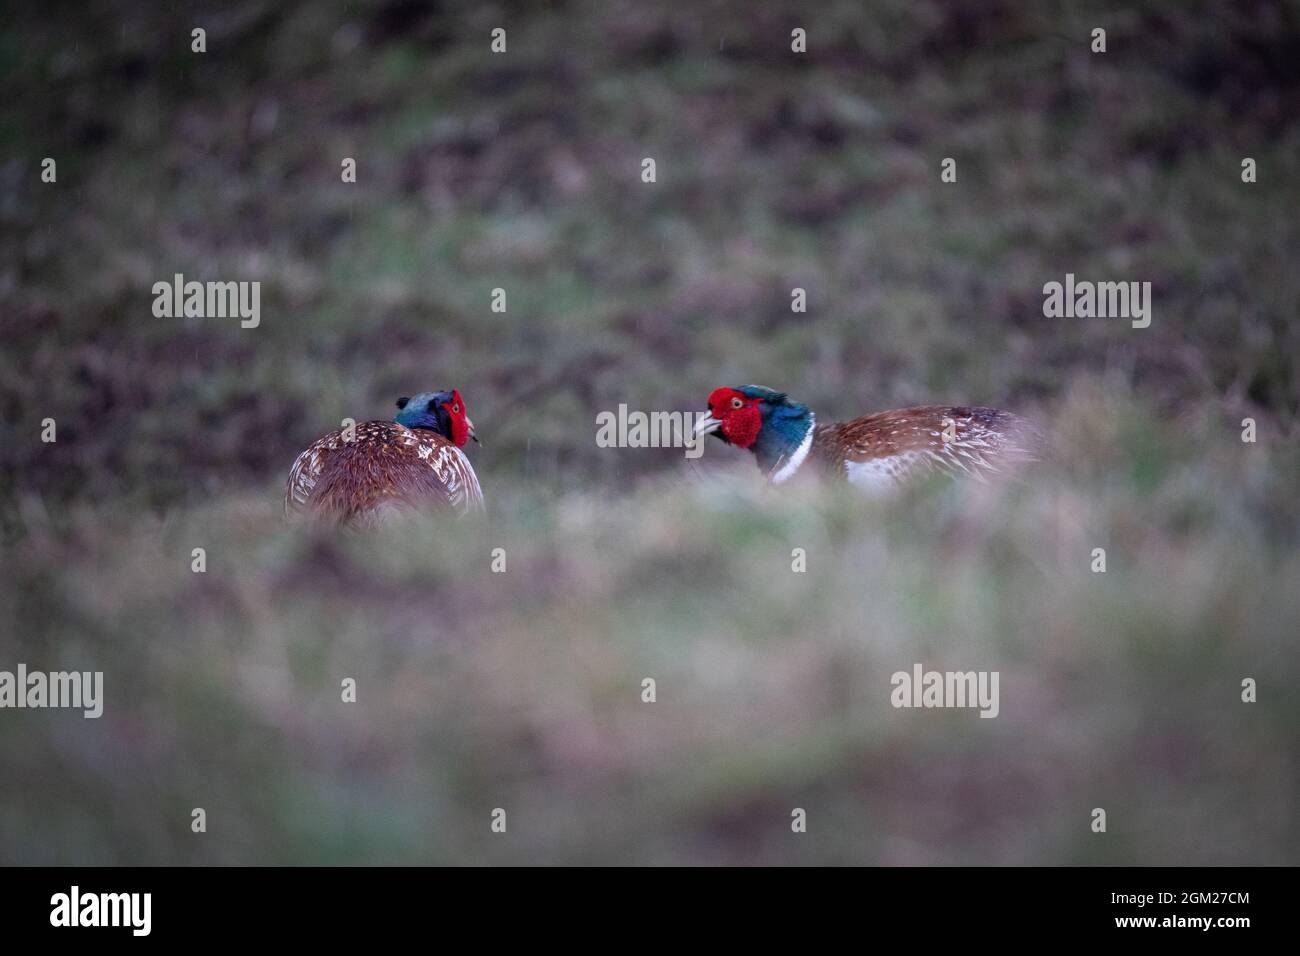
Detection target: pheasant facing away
<box><xmin>285</xmin><ymin>390</ymin><xmax>484</xmax><ymax>526</ymax></box>
<box><xmin>694</xmin><ymin>385</ymin><xmax>1038</xmax><ymax>489</ymax></box>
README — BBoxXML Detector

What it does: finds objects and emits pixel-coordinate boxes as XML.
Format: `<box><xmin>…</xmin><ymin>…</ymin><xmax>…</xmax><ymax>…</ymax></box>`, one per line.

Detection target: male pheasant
<box><xmin>285</xmin><ymin>390</ymin><xmax>484</xmax><ymax>526</ymax></box>
<box><xmin>694</xmin><ymin>385</ymin><xmax>1038</xmax><ymax>489</ymax></box>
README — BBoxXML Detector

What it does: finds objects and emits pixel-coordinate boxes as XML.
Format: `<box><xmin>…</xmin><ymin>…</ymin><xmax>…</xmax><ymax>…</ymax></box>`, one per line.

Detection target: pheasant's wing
<box><xmin>825</xmin><ymin>405</ymin><xmax>1039</xmax><ymax>489</ymax></box>
<box><xmin>447</xmin><ymin>444</ymin><xmax>485</xmax><ymax>511</ymax></box>
<box><xmin>284</xmin><ymin>432</ymin><xmax>337</xmax><ymax>516</ymax></box>
<box><xmin>395</xmin><ymin>434</ymin><xmax>484</xmax><ymax>512</ymax></box>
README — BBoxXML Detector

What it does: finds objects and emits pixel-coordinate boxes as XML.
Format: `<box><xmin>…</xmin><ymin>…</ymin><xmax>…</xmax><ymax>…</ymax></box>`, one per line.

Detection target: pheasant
<box><xmin>285</xmin><ymin>390</ymin><xmax>484</xmax><ymax>526</ymax></box>
<box><xmin>694</xmin><ymin>385</ymin><xmax>1038</xmax><ymax>489</ymax></box>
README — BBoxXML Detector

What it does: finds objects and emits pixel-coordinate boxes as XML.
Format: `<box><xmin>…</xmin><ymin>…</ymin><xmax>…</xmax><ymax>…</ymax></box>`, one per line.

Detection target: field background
<box><xmin>1</xmin><ymin>0</ymin><xmax>1298</xmax><ymax>864</ymax></box>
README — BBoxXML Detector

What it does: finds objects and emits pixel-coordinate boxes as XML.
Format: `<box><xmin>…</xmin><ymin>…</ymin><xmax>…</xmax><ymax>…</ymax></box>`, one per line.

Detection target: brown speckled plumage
<box><xmin>285</xmin><ymin>420</ymin><xmax>483</xmax><ymax>527</ymax></box>
<box><xmin>811</xmin><ymin>405</ymin><xmax>1040</xmax><ymax>487</ymax></box>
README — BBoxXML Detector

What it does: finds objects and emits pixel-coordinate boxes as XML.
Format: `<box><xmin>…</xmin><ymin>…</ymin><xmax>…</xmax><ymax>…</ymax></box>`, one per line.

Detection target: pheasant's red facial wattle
<box><xmin>441</xmin><ymin>389</ymin><xmax>472</xmax><ymax>447</ymax></box>
<box><xmin>707</xmin><ymin>387</ymin><xmax>763</xmax><ymax>449</ymax></box>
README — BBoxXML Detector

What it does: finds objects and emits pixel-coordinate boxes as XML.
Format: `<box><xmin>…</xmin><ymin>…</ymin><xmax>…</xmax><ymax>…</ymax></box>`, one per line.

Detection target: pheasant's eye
<box><xmin>452</xmin><ymin>404</ymin><xmax>460</xmax><ymax>414</ymax></box>
<box><xmin>731</xmin><ymin>397</ymin><xmax>744</xmax><ymax>410</ymax></box>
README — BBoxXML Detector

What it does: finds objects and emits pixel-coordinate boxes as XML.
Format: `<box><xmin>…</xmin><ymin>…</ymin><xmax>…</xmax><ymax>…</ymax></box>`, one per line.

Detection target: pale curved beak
<box><xmin>694</xmin><ymin>413</ymin><xmax>723</xmax><ymax>437</ymax></box>
<box><xmin>467</xmin><ymin>417</ymin><xmax>480</xmax><ymax>445</ymax></box>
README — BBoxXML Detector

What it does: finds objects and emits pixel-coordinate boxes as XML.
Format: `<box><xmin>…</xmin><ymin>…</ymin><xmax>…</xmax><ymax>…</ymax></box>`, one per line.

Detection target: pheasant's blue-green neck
<box><xmin>751</xmin><ymin>396</ymin><xmax>815</xmax><ymax>479</ymax></box>
<box><xmin>395</xmin><ymin>390</ymin><xmax>452</xmax><ymax>433</ymax></box>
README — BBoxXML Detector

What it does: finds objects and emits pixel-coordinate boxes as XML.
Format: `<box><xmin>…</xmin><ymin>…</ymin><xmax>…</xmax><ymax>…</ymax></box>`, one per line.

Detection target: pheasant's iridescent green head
<box><xmin>394</xmin><ymin>389</ymin><xmax>478</xmax><ymax>447</ymax></box>
<box><xmin>694</xmin><ymin>384</ymin><xmax>814</xmax><ymax>477</ymax></box>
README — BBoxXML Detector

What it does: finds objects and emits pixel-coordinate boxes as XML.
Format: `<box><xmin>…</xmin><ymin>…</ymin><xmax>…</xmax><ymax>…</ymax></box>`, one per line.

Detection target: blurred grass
<box><xmin>1</xmin><ymin>0</ymin><xmax>1298</xmax><ymax>863</ymax></box>
<box><xmin>3</xmin><ymin>390</ymin><xmax>1297</xmax><ymax>864</ymax></box>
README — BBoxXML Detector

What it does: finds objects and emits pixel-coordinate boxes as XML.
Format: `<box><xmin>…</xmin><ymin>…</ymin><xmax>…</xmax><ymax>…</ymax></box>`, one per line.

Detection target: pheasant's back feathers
<box><xmin>815</xmin><ymin>405</ymin><xmax>1039</xmax><ymax>489</ymax></box>
<box><xmin>285</xmin><ymin>420</ymin><xmax>483</xmax><ymax>527</ymax></box>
